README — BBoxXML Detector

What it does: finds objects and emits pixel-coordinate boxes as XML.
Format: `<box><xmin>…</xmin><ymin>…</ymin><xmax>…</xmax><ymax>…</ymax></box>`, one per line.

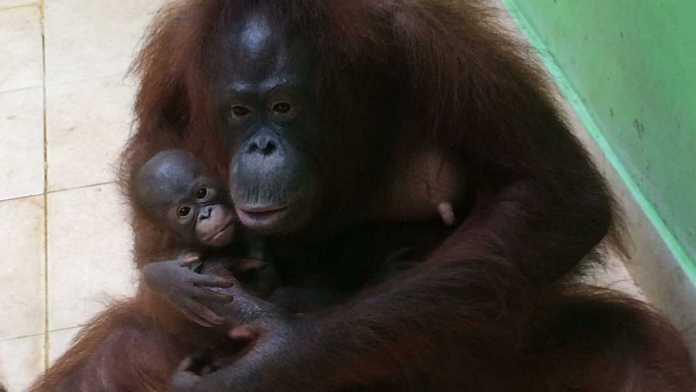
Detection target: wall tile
<box><xmin>0</xmin><ymin>335</ymin><xmax>44</xmax><ymax>392</ymax></box>
<box><xmin>0</xmin><ymin>1</ymin><xmax>38</xmax><ymax>8</ymax></box>
<box><xmin>0</xmin><ymin>87</ymin><xmax>45</xmax><ymax>200</ymax></box>
<box><xmin>47</xmin><ymin>183</ymin><xmax>136</xmax><ymax>330</ymax></box>
<box><xmin>0</xmin><ymin>5</ymin><xmax>43</xmax><ymax>92</ymax></box>
<box><xmin>48</xmin><ymin>327</ymin><xmax>80</xmax><ymax>366</ymax></box>
<box><xmin>44</xmin><ymin>0</ymin><xmax>168</xmax><ymax>85</ymax></box>
<box><xmin>0</xmin><ymin>197</ymin><xmax>45</xmax><ymax>340</ymax></box>
<box><xmin>46</xmin><ymin>76</ymin><xmax>135</xmax><ymax>191</ymax></box>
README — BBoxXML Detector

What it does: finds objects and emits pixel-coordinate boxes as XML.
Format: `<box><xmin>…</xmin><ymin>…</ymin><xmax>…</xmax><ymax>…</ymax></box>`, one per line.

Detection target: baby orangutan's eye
<box><xmin>196</xmin><ymin>187</ymin><xmax>208</xmax><ymax>199</ymax></box>
<box><xmin>177</xmin><ymin>206</ymin><xmax>192</xmax><ymax>217</ymax></box>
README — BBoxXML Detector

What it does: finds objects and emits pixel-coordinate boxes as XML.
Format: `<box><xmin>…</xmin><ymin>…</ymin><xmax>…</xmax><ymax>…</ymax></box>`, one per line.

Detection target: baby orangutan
<box><xmin>134</xmin><ymin>149</ymin><xmax>280</xmax><ymax>327</ymax></box>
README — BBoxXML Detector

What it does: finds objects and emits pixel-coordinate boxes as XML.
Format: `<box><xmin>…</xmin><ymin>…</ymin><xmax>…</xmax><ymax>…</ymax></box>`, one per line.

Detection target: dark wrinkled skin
<box><xmin>143</xmin><ymin>255</ymin><xmax>233</xmax><ymax>327</ymax></box>
<box><xmin>142</xmin><ymin>254</ymin><xmax>283</xmax><ymax>328</ymax></box>
<box><xmin>135</xmin><ymin>150</ymin><xmax>282</xmax><ymax>327</ymax></box>
<box><xmin>140</xmin><ymin>243</ymin><xmax>283</xmax><ymax>329</ymax></box>
<box><xmin>170</xmin><ymin>284</ymin><xmax>304</xmax><ymax>392</ymax></box>
<box><xmin>222</xmin><ymin>10</ymin><xmax>322</xmax><ymax>237</ymax></box>
<box><xmin>134</xmin><ymin>150</ymin><xmax>237</xmax><ymax>248</ymax></box>
<box><xmin>170</xmin><ymin>222</ymin><xmax>441</xmax><ymax>390</ymax></box>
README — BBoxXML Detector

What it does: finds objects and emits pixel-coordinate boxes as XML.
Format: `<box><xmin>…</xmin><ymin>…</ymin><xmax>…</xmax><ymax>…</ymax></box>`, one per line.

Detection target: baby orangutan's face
<box><xmin>135</xmin><ymin>150</ymin><xmax>238</xmax><ymax>248</ymax></box>
<box><xmin>165</xmin><ymin>179</ymin><xmax>237</xmax><ymax>248</ymax></box>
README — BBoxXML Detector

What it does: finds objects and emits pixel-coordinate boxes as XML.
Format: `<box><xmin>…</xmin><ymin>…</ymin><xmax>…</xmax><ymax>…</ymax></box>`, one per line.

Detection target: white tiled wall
<box><xmin>0</xmin><ymin>6</ymin><xmax>43</xmax><ymax>92</ymax></box>
<box><xmin>47</xmin><ymin>184</ymin><xmax>137</xmax><ymax>330</ymax></box>
<box><xmin>0</xmin><ymin>88</ymin><xmax>44</xmax><ymax>201</ymax></box>
<box><xmin>0</xmin><ymin>1</ymin><xmax>166</xmax><ymax>390</ymax></box>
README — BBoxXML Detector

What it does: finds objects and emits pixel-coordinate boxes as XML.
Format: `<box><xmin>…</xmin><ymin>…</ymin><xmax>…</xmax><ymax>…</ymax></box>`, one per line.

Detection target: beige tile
<box><xmin>46</xmin><ymin>76</ymin><xmax>135</xmax><ymax>191</ymax></box>
<box><xmin>0</xmin><ymin>6</ymin><xmax>43</xmax><ymax>92</ymax></box>
<box><xmin>0</xmin><ymin>87</ymin><xmax>45</xmax><ymax>201</ymax></box>
<box><xmin>44</xmin><ymin>0</ymin><xmax>168</xmax><ymax>85</ymax></box>
<box><xmin>0</xmin><ymin>1</ymin><xmax>38</xmax><ymax>9</ymax></box>
<box><xmin>0</xmin><ymin>335</ymin><xmax>44</xmax><ymax>392</ymax></box>
<box><xmin>48</xmin><ymin>327</ymin><xmax>80</xmax><ymax>365</ymax></box>
<box><xmin>47</xmin><ymin>183</ymin><xmax>137</xmax><ymax>330</ymax></box>
<box><xmin>0</xmin><ymin>197</ymin><xmax>45</xmax><ymax>340</ymax></box>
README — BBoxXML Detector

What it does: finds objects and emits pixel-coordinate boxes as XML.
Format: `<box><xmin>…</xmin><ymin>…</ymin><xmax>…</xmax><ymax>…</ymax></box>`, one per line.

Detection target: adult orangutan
<box><xmin>32</xmin><ymin>1</ymin><xmax>695</xmax><ymax>391</ymax></box>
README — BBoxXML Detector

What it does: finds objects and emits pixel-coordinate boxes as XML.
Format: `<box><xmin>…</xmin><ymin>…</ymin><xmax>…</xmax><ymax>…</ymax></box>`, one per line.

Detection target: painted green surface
<box><xmin>504</xmin><ymin>0</ymin><xmax>696</xmax><ymax>268</ymax></box>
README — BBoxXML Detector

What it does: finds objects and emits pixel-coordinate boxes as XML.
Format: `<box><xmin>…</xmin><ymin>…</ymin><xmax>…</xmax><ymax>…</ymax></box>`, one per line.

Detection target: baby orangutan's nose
<box><xmin>198</xmin><ymin>206</ymin><xmax>213</xmax><ymax>221</ymax></box>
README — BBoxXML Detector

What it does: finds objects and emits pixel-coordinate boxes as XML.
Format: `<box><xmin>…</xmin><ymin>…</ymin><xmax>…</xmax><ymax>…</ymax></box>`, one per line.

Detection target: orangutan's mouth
<box><xmin>235</xmin><ymin>205</ymin><xmax>289</xmax><ymax>229</ymax></box>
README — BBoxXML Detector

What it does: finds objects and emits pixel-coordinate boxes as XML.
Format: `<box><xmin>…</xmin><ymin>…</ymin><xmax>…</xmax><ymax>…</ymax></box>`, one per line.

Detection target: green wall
<box><xmin>503</xmin><ymin>0</ymin><xmax>696</xmax><ymax>275</ymax></box>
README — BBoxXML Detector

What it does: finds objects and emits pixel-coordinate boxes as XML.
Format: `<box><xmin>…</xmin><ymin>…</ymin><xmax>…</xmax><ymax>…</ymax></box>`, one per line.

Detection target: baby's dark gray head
<box><xmin>134</xmin><ymin>150</ymin><xmax>206</xmax><ymax>211</ymax></box>
<box><xmin>134</xmin><ymin>149</ymin><xmax>236</xmax><ymax>248</ymax></box>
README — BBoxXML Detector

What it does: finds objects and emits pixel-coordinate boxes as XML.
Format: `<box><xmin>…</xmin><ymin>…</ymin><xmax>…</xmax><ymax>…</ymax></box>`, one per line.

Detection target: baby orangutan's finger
<box><xmin>191</xmin><ymin>273</ymin><xmax>235</xmax><ymax>288</ymax></box>
<box><xmin>437</xmin><ymin>202</ymin><xmax>456</xmax><ymax>226</ymax></box>
<box><xmin>192</xmin><ymin>286</ymin><xmax>235</xmax><ymax>303</ymax></box>
<box><xmin>182</xmin><ymin>298</ymin><xmax>225</xmax><ymax>326</ymax></box>
<box><xmin>171</xmin><ymin>360</ymin><xmax>202</xmax><ymax>392</ymax></box>
<box><xmin>178</xmin><ymin>252</ymin><xmax>201</xmax><ymax>265</ymax></box>
<box><xmin>171</xmin><ymin>372</ymin><xmax>200</xmax><ymax>392</ymax></box>
<box><xmin>228</xmin><ymin>325</ymin><xmax>260</xmax><ymax>343</ymax></box>
<box><xmin>178</xmin><ymin>356</ymin><xmax>195</xmax><ymax>372</ymax></box>
<box><xmin>184</xmin><ymin>350</ymin><xmax>216</xmax><ymax>373</ymax></box>
<box><xmin>179</xmin><ymin>307</ymin><xmax>214</xmax><ymax>328</ymax></box>
<box><xmin>235</xmin><ymin>258</ymin><xmax>265</xmax><ymax>272</ymax></box>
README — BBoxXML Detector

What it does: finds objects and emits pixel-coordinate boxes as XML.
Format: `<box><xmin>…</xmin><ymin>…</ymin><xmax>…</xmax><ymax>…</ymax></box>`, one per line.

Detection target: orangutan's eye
<box><xmin>231</xmin><ymin>105</ymin><xmax>251</xmax><ymax>117</ymax></box>
<box><xmin>177</xmin><ymin>206</ymin><xmax>192</xmax><ymax>217</ymax></box>
<box><xmin>196</xmin><ymin>187</ymin><xmax>208</xmax><ymax>199</ymax></box>
<box><xmin>273</xmin><ymin>102</ymin><xmax>292</xmax><ymax>114</ymax></box>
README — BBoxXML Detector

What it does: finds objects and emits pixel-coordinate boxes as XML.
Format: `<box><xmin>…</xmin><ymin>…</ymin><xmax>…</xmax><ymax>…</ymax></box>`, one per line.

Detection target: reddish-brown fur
<box><xmin>32</xmin><ymin>1</ymin><xmax>695</xmax><ymax>391</ymax></box>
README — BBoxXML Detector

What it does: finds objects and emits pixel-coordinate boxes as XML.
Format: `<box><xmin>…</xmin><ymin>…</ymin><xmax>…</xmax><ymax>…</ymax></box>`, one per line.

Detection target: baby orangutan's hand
<box><xmin>142</xmin><ymin>253</ymin><xmax>235</xmax><ymax>327</ymax></box>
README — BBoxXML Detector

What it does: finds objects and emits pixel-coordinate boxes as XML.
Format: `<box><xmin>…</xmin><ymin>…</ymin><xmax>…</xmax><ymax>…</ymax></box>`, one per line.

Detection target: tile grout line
<box><xmin>0</xmin><ymin>333</ymin><xmax>45</xmax><ymax>344</ymax></box>
<box><xmin>0</xmin><ymin>193</ymin><xmax>44</xmax><ymax>204</ymax></box>
<box><xmin>0</xmin><ymin>180</ymin><xmax>118</xmax><ymax>204</ymax></box>
<box><xmin>0</xmin><ymin>84</ymin><xmax>44</xmax><ymax>95</ymax></box>
<box><xmin>39</xmin><ymin>0</ymin><xmax>49</xmax><ymax>373</ymax></box>
<box><xmin>0</xmin><ymin>325</ymin><xmax>84</xmax><ymax>344</ymax></box>
<box><xmin>48</xmin><ymin>180</ymin><xmax>117</xmax><ymax>195</ymax></box>
<box><xmin>44</xmin><ymin>70</ymin><xmax>132</xmax><ymax>89</ymax></box>
<box><xmin>47</xmin><ymin>325</ymin><xmax>87</xmax><ymax>334</ymax></box>
<box><xmin>0</xmin><ymin>3</ymin><xmax>37</xmax><ymax>12</ymax></box>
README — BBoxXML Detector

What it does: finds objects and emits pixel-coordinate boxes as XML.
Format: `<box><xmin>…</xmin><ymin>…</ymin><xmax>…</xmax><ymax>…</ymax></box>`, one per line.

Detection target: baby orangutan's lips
<box><xmin>206</xmin><ymin>217</ymin><xmax>236</xmax><ymax>246</ymax></box>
